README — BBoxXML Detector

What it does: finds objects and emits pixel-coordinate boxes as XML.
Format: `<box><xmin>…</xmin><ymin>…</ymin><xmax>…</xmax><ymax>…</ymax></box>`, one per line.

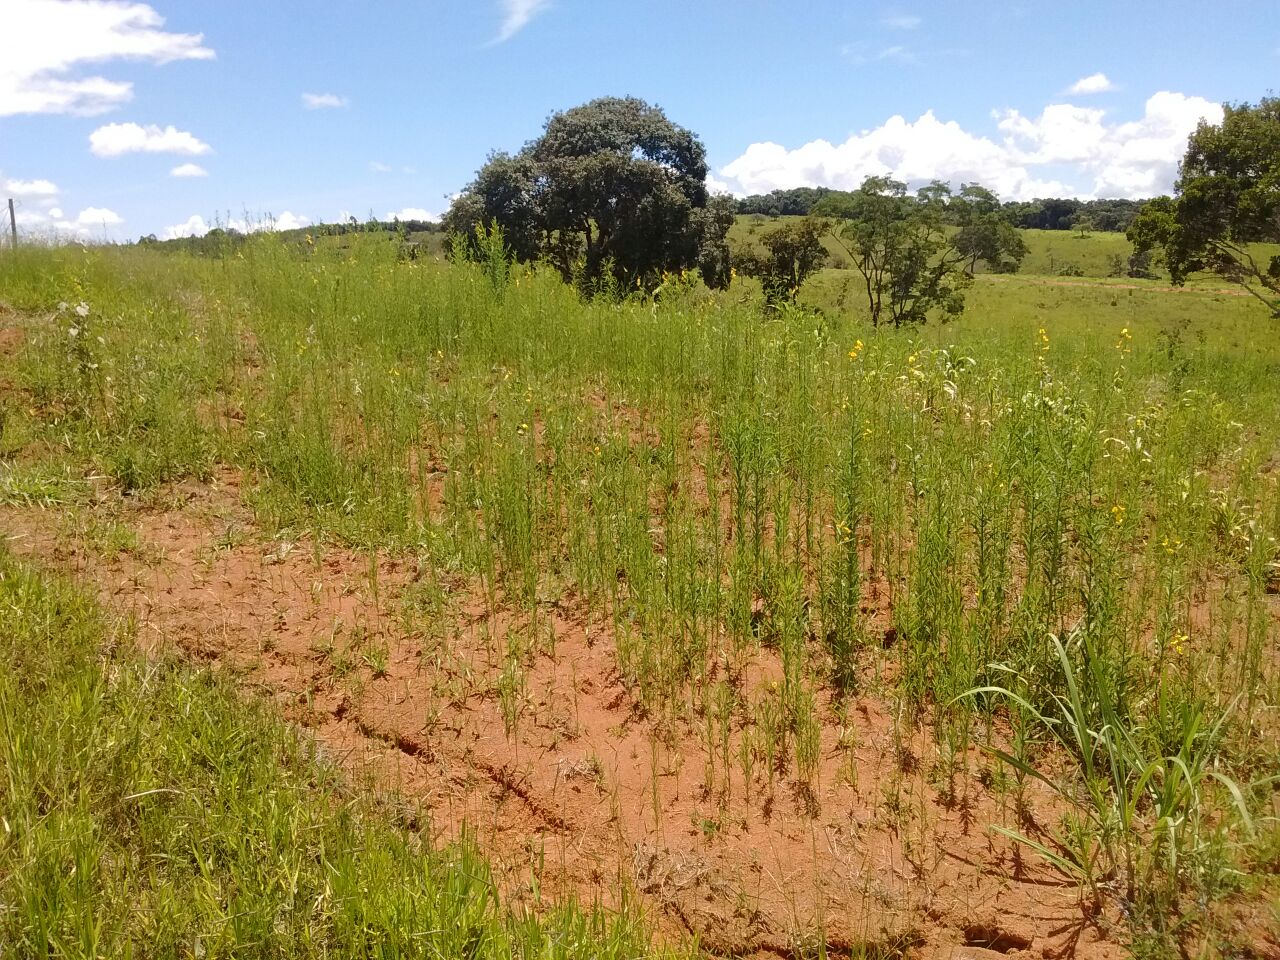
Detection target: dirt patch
<box><xmin>0</xmin><ymin>475</ymin><xmax>1130</xmax><ymax>959</ymax></box>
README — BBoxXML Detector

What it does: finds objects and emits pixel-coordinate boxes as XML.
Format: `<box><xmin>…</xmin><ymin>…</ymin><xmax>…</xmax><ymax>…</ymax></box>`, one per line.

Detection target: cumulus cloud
<box><xmin>3</xmin><ymin>173</ymin><xmax>125</xmax><ymax>238</ymax></box>
<box><xmin>269</xmin><ymin>211</ymin><xmax>311</xmax><ymax>231</ymax></box>
<box><xmin>998</xmin><ymin>91</ymin><xmax>1222</xmax><ymax>196</ymax></box>
<box><xmin>170</xmin><ymin>162</ymin><xmax>207</xmax><ymax>177</ymax></box>
<box><xmin>3</xmin><ymin>177</ymin><xmax>60</xmax><ymax>198</ymax></box>
<box><xmin>3</xmin><ymin>174</ymin><xmax>64</xmax><ymax>226</ymax></box>
<box><xmin>713</xmin><ymin>90</ymin><xmax>1222</xmax><ymax>201</ymax></box>
<box><xmin>369</xmin><ymin>161</ymin><xmax>392</xmax><ymax>173</ymax></box>
<box><xmin>162</xmin><ymin>213</ymin><xmax>209</xmax><ymax>239</ymax></box>
<box><xmin>719</xmin><ymin>111</ymin><xmax>1067</xmax><ymax>201</ymax></box>
<box><xmin>16</xmin><ymin>204</ymin><xmax>124</xmax><ymax>237</ymax></box>
<box><xmin>75</xmin><ymin>206</ymin><xmax>123</xmax><ymax>227</ymax></box>
<box><xmin>2</xmin><ymin>0</ymin><xmax>213</xmax><ymax>117</ymax></box>
<box><xmin>491</xmin><ymin>0</ymin><xmax>550</xmax><ymax>44</ymax></box>
<box><xmin>385</xmin><ymin>207</ymin><xmax>436</xmax><ymax>221</ymax></box>
<box><xmin>706</xmin><ymin>173</ymin><xmax>735</xmax><ymax>196</ymax></box>
<box><xmin>302</xmin><ymin>92</ymin><xmax>348</xmax><ymax>109</ymax></box>
<box><xmin>881</xmin><ymin>13</ymin><xmax>922</xmax><ymax>29</ymax></box>
<box><xmin>90</xmin><ymin>122</ymin><xmax>211</xmax><ymax>157</ymax></box>
<box><xmin>163</xmin><ymin>210</ymin><xmax>312</xmax><ymax>239</ymax></box>
<box><xmin>1068</xmin><ymin>72</ymin><xmax>1116</xmax><ymax>95</ymax></box>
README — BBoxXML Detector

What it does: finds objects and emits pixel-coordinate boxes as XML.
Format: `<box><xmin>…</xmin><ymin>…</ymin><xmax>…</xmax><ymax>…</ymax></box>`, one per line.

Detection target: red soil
<box><xmin>0</xmin><ymin>473</ymin><xmax>1139</xmax><ymax>959</ymax></box>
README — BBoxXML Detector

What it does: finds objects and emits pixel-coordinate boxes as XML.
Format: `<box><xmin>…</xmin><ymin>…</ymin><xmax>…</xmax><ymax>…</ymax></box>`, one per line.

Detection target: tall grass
<box><xmin>2</xmin><ymin>234</ymin><xmax>1278</xmax><ymax>947</ymax></box>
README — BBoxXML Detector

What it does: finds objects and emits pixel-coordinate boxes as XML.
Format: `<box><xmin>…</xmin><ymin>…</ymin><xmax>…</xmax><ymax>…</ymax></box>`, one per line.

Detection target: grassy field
<box><xmin>731</xmin><ymin>215</ymin><xmax>1280</xmax><ymax>290</ymax></box>
<box><xmin>1</xmin><ymin>236</ymin><xmax>1278</xmax><ymax>958</ymax></box>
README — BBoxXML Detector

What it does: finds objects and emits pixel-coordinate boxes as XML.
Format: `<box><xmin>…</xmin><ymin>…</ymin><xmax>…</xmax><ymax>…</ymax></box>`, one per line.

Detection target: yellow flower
<box><xmin>1111</xmin><ymin>503</ymin><xmax>1126</xmax><ymax>524</ymax></box>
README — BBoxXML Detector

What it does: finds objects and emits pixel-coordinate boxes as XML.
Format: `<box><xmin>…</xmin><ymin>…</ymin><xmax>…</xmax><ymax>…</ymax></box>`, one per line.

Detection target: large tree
<box><xmin>821</xmin><ymin>177</ymin><xmax>970</xmax><ymax>327</ymax></box>
<box><xmin>444</xmin><ymin>96</ymin><xmax>731</xmax><ymax>293</ymax></box>
<box><xmin>1129</xmin><ymin>97</ymin><xmax>1280</xmax><ymax>314</ymax></box>
<box><xmin>951</xmin><ymin>183</ymin><xmax>1028</xmax><ymax>274</ymax></box>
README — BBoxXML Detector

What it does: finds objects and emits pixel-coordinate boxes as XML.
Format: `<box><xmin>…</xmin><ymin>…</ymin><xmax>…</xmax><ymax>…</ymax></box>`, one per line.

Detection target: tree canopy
<box><xmin>737</xmin><ymin>188</ymin><xmax>1142</xmax><ymax>233</ymax></box>
<box><xmin>444</xmin><ymin>96</ymin><xmax>732</xmax><ymax>293</ymax></box>
<box><xmin>733</xmin><ymin>217</ymin><xmax>828</xmax><ymax>307</ymax></box>
<box><xmin>952</xmin><ymin>184</ymin><xmax>1028</xmax><ymax>274</ymax></box>
<box><xmin>1129</xmin><ymin>98</ymin><xmax>1280</xmax><ymax>314</ymax></box>
<box><xmin>824</xmin><ymin>177</ymin><xmax>971</xmax><ymax>327</ymax></box>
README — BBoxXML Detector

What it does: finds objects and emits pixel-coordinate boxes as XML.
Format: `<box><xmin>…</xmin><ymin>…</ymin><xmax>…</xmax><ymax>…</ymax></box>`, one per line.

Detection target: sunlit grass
<box><xmin>1</xmin><ymin>234</ymin><xmax>1277</xmax><ymax>952</ymax></box>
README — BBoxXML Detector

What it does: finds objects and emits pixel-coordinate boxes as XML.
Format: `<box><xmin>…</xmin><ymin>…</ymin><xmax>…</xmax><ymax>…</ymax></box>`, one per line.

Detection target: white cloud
<box><xmin>3</xmin><ymin>177</ymin><xmax>60</xmax><ymax>199</ymax></box>
<box><xmin>998</xmin><ymin>91</ymin><xmax>1223</xmax><ymax>197</ymax></box>
<box><xmin>90</xmin><ymin>122</ymin><xmax>211</xmax><ymax>157</ymax></box>
<box><xmin>369</xmin><ymin>161</ymin><xmax>392</xmax><ymax>173</ymax></box>
<box><xmin>881</xmin><ymin>13</ymin><xmax>922</xmax><ymax>29</ymax></box>
<box><xmin>706</xmin><ymin>173</ymin><xmax>735</xmax><ymax>196</ymax></box>
<box><xmin>13</xmin><ymin>210</ymin><xmax>50</xmax><ymax>228</ymax></box>
<box><xmin>2</xmin><ymin>0</ymin><xmax>213</xmax><ymax>117</ymax></box>
<box><xmin>15</xmin><ymin>203</ymin><xmax>123</xmax><ymax>238</ymax></box>
<box><xmin>1068</xmin><ymin>72</ymin><xmax>1115</xmax><ymax>95</ymax></box>
<box><xmin>491</xmin><ymin>0</ymin><xmax>550</xmax><ymax>44</ymax></box>
<box><xmin>2</xmin><ymin>174</ymin><xmax>64</xmax><ymax>227</ymax></box>
<box><xmin>385</xmin><ymin>207</ymin><xmax>436</xmax><ymax>221</ymax></box>
<box><xmin>714</xmin><ymin>90</ymin><xmax>1222</xmax><ymax>201</ymax></box>
<box><xmin>162</xmin><ymin>213</ymin><xmax>209</xmax><ymax>239</ymax></box>
<box><xmin>170</xmin><ymin>162</ymin><xmax>207</xmax><ymax>177</ymax></box>
<box><xmin>302</xmin><ymin>92</ymin><xmax>348</xmax><ymax>109</ymax></box>
<box><xmin>719</xmin><ymin>111</ymin><xmax>1066</xmax><ymax>201</ymax></box>
<box><xmin>269</xmin><ymin>211</ymin><xmax>311</xmax><ymax>231</ymax></box>
<box><xmin>75</xmin><ymin>206</ymin><xmax>123</xmax><ymax>227</ymax></box>
<box><xmin>162</xmin><ymin>210</ymin><xmax>312</xmax><ymax>239</ymax></box>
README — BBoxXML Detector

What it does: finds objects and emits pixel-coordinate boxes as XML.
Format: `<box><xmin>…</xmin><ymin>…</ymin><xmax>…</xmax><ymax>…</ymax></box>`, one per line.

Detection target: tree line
<box><xmin>442</xmin><ymin>97</ymin><xmax>1031</xmax><ymax>326</ymax></box>
<box><xmin>737</xmin><ymin>188</ymin><xmax>1145</xmax><ymax>233</ymax></box>
<box><xmin>135</xmin><ymin>94</ymin><xmax>1276</xmax><ymax>323</ymax></box>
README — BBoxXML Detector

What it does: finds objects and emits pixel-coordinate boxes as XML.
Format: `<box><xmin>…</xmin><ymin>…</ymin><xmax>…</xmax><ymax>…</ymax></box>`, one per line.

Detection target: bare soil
<box><xmin>0</xmin><ymin>473</ymin><xmax>1147</xmax><ymax>959</ymax></box>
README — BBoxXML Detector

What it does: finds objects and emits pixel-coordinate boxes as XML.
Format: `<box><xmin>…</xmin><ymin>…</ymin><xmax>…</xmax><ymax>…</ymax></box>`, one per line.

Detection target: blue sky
<box><xmin>3</xmin><ymin>0</ymin><xmax>1277</xmax><ymax>240</ymax></box>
